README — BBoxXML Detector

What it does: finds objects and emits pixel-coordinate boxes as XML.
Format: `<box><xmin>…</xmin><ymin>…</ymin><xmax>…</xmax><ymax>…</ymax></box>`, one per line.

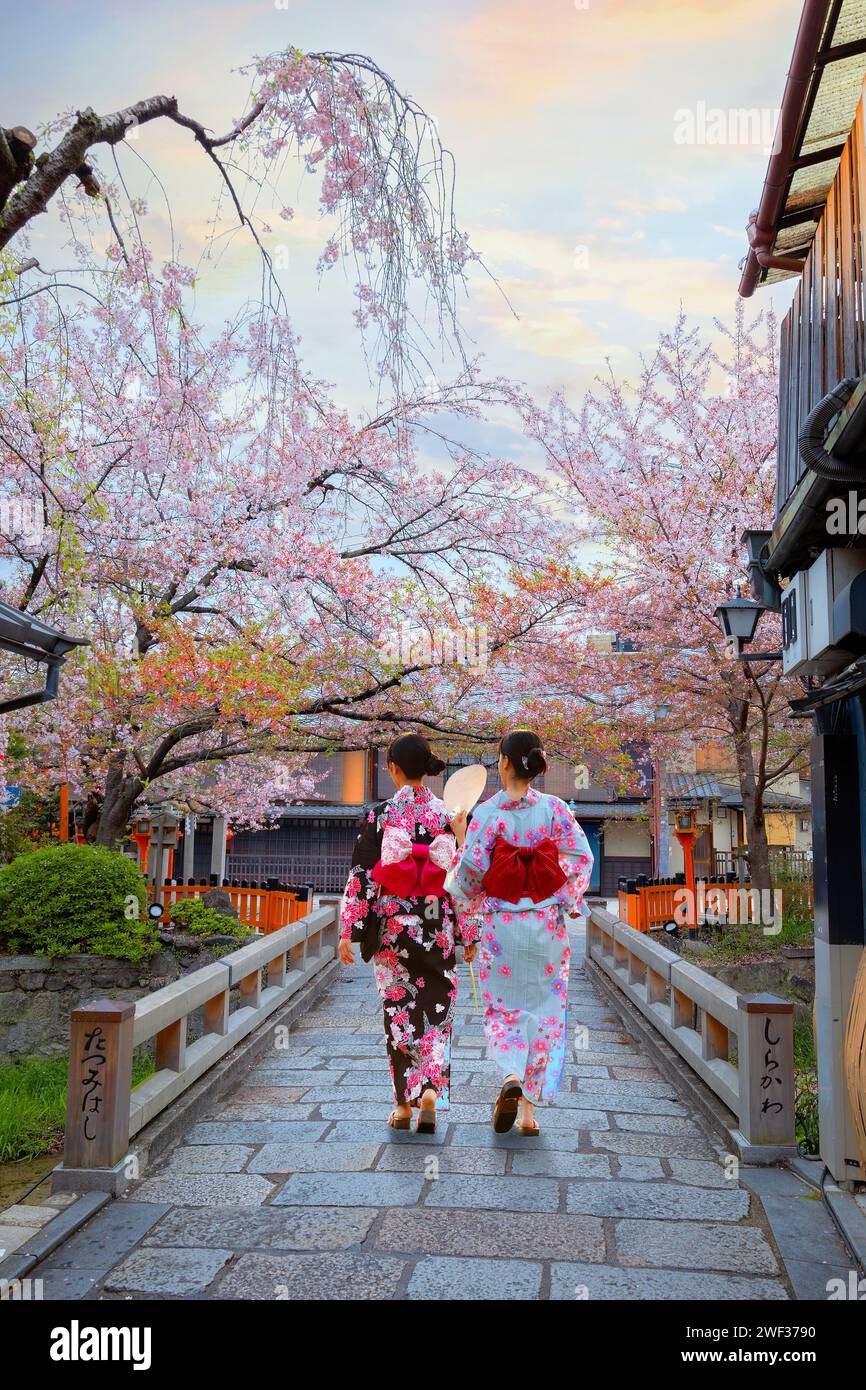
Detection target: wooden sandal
<box><xmin>387</xmin><ymin>1110</ymin><xmax>411</xmax><ymax>1130</ymax></box>
<box><xmin>515</xmin><ymin>1120</ymin><xmax>540</xmax><ymax>1137</ymax></box>
<box><xmin>492</xmin><ymin>1077</ymin><xmax>523</xmax><ymax>1133</ymax></box>
<box><xmin>416</xmin><ymin>1089</ymin><xmax>437</xmax><ymax>1134</ymax></box>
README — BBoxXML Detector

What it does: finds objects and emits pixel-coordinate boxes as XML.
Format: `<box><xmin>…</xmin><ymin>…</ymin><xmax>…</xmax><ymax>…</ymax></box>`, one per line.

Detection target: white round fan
<box><xmin>442</xmin><ymin>764</ymin><xmax>488</xmax><ymax>816</ymax></box>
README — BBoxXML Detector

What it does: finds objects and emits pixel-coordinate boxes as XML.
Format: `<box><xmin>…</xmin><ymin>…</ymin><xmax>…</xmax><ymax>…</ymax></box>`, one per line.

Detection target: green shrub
<box><xmin>0</xmin><ymin>844</ymin><xmax>156</xmax><ymax>960</ymax></box>
<box><xmin>793</xmin><ymin>1018</ymin><xmax>819</xmax><ymax>1155</ymax></box>
<box><xmin>167</xmin><ymin>896</ymin><xmax>254</xmax><ymax>940</ymax></box>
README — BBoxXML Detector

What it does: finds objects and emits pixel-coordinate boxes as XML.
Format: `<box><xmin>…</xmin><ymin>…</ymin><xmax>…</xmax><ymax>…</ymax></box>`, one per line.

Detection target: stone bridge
<box><xmin>1</xmin><ymin>909</ymin><xmax>856</xmax><ymax>1301</ymax></box>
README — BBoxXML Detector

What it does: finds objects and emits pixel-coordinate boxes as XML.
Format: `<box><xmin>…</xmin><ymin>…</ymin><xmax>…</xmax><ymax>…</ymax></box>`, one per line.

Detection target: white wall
<box><xmin>604</xmin><ymin>820</ymin><xmax>651</xmax><ymax>857</ymax></box>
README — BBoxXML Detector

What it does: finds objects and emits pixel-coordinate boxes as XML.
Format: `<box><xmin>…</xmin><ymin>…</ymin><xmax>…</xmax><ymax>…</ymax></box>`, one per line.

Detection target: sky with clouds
<box><xmin>7</xmin><ymin>0</ymin><xmax>805</xmax><ymax>413</ymax></box>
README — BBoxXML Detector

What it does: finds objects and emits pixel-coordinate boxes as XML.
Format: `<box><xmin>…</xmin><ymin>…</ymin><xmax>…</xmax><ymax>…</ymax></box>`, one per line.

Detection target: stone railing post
<box><xmin>736</xmin><ymin>993</ymin><xmax>796</xmax><ymax>1153</ymax></box>
<box><xmin>53</xmin><ymin>998</ymin><xmax>135</xmax><ymax>1195</ymax></box>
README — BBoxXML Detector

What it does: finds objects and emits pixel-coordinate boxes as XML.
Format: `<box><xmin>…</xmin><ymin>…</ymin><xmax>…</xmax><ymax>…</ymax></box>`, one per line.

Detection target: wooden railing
<box><xmin>587</xmin><ymin>907</ymin><xmax>796</xmax><ymax>1154</ymax></box>
<box><xmin>712</xmin><ymin>848</ymin><xmax>813</xmax><ymax>881</ymax></box>
<box><xmin>53</xmin><ymin>903</ymin><xmax>339</xmax><ymax>1193</ymax></box>
<box><xmin>617</xmin><ymin>879</ymin><xmax>761</xmax><ymax>933</ymax></box>
<box><xmin>618</xmin><ymin>874</ymin><xmax>813</xmax><ymax>931</ymax></box>
<box><xmin>153</xmin><ymin>882</ymin><xmax>309</xmax><ymax>934</ymax></box>
<box><xmin>777</xmin><ymin>82</ymin><xmax>866</xmax><ymax>513</ymax></box>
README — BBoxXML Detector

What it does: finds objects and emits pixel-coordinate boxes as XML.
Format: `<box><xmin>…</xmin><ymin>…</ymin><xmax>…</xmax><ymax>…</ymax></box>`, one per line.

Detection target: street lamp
<box><xmin>713</xmin><ymin>587</ymin><xmax>780</xmax><ymax>662</ymax></box>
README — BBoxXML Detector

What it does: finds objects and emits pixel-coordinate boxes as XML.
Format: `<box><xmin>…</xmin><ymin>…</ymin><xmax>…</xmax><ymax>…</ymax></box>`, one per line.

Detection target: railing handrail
<box><xmin>587</xmin><ymin>906</ymin><xmax>796</xmax><ymax>1154</ymax></box>
<box><xmin>53</xmin><ymin>902</ymin><xmax>340</xmax><ymax>1192</ymax></box>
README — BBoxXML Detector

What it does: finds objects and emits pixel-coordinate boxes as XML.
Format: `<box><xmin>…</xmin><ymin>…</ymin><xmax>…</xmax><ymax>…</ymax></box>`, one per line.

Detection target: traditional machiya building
<box><xmin>656</xmin><ymin>755</ymin><xmax>812</xmax><ymax>881</ymax></box>
<box><xmin>185</xmin><ymin>747</ymin><xmax>653</xmax><ymax>899</ymax></box>
<box><xmin>735</xmin><ymin>0</ymin><xmax>866</xmax><ymax>1183</ymax></box>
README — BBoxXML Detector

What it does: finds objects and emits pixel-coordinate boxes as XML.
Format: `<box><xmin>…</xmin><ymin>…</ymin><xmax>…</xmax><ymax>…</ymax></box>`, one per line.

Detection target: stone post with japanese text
<box><xmin>737</xmin><ymin>992</ymin><xmax>796</xmax><ymax>1149</ymax></box>
<box><xmin>53</xmin><ymin>999</ymin><xmax>135</xmax><ymax>1195</ymax></box>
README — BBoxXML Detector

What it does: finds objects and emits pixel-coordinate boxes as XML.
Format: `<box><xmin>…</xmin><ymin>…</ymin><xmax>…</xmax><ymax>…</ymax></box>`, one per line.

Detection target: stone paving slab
<box><xmin>667</xmin><ymin>1159</ymin><xmax>733</xmax><ymax>1187</ymax></box>
<box><xmin>407</xmin><ymin>1255</ymin><xmax>542</xmax><ymax>1300</ymax></box>
<box><xmin>565</xmin><ymin>1179</ymin><xmax>750</xmax><ymax>1222</ymax></box>
<box><xmin>248</xmin><ymin>1142</ymin><xmax>381</xmax><ymax>1173</ymax></box>
<box><xmin>375</xmin><ymin>1145</ymin><xmax>508</xmax><ymax>1175</ymax></box>
<box><xmin>214</xmin><ymin>1250</ymin><xmax>406</xmax><ymax>1300</ymax></box>
<box><xmin>105</xmin><ymin>1246</ymin><xmax>232</xmax><ymax>1296</ymax></box>
<box><xmin>376</xmin><ymin>1207</ymin><xmax>607</xmax><ymax>1262</ymax></box>
<box><xmin>509</xmin><ymin>1151</ymin><xmax>613</xmax><ymax>1179</ymax></box>
<box><xmin>165</xmin><ymin>1144</ymin><xmax>255</xmax><ymax>1173</ymax></box>
<box><xmin>611</xmin><ymin>1113</ymin><xmax>702</xmax><ymax>1136</ymax></box>
<box><xmin>424</xmin><ymin>1175</ymin><xmax>561</xmax><ymax>1214</ymax></box>
<box><xmin>614</xmin><ymin>1219</ymin><xmax>780</xmax><ymax>1274</ymax></box>
<box><xmin>131</xmin><ymin>1174</ymin><xmax>275</xmax><ymax>1207</ymax></box>
<box><xmin>143</xmin><ymin>1205</ymin><xmax>378</xmax><ymax>1251</ymax></box>
<box><xmin>30</xmin><ymin>1202</ymin><xmax>169</xmax><ymax>1300</ymax></box>
<box><xmin>235</xmin><ymin>1086</ymin><xmax>311</xmax><ymax>1104</ymax></box>
<box><xmin>588</xmin><ymin>1129</ymin><xmax>716</xmax><ymax>1159</ymax></box>
<box><xmin>324</xmin><ymin>1120</ymin><xmax>450</xmax><ymax>1145</ymax></box>
<box><xmin>273</xmin><ymin>1172</ymin><xmax>425</xmax><ymax>1207</ymax></box>
<box><xmin>206</xmin><ymin>1104</ymin><xmax>321</xmax><ymax>1122</ymax></box>
<box><xmin>187</xmin><ymin>1121</ymin><xmax>330</xmax><ymax>1144</ymax></box>
<box><xmin>447</xmin><ymin>1123</ymin><xmax>583</xmax><ymax>1150</ymax></box>
<box><xmin>548</xmin><ymin>1263</ymin><xmax>789</xmax><ymax>1300</ymax></box>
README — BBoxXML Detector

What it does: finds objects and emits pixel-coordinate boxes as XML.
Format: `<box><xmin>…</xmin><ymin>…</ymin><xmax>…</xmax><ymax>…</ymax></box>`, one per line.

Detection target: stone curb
<box><xmin>790</xmin><ymin>1156</ymin><xmax>866</xmax><ymax>1275</ymax></box>
<box><xmin>0</xmin><ymin>1191</ymin><xmax>110</xmax><ymax>1288</ymax></box>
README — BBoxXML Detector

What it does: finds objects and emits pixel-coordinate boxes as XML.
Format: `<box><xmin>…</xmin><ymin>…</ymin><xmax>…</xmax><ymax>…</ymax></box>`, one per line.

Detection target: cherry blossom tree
<box><xmin>1</xmin><ymin>49</ymin><xmax>488</xmax><ymax>389</ymax></box>
<box><xmin>0</xmin><ymin>232</ymin><xmax>593</xmax><ymax>842</ymax></box>
<box><xmin>520</xmin><ymin>306</ymin><xmax>808</xmax><ymax>892</ymax></box>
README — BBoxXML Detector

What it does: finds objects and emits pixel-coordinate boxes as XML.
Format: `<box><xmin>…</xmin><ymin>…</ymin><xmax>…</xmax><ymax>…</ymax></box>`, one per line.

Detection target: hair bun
<box><xmin>426</xmin><ymin>752</ymin><xmax>446</xmax><ymax>776</ymax></box>
<box><xmin>525</xmin><ymin>746</ymin><xmax>547</xmax><ymax>777</ymax></box>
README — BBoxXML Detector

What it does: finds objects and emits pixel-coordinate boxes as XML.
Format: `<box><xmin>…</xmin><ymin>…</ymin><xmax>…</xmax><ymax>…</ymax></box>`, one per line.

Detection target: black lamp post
<box><xmin>713</xmin><ymin>587</ymin><xmax>780</xmax><ymax>662</ymax></box>
<box><xmin>0</xmin><ymin>599</ymin><xmax>89</xmax><ymax>713</ymax></box>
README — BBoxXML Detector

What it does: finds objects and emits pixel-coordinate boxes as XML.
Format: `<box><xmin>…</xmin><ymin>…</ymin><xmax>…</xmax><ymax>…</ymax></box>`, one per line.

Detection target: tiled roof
<box><xmin>663</xmin><ymin>773</ymin><xmax>810</xmax><ymax>812</ymax></box>
<box><xmin>568</xmin><ymin>801</ymin><xmax>648</xmax><ymax>820</ymax></box>
<box><xmin>746</xmin><ymin>0</ymin><xmax>866</xmax><ymax>289</ymax></box>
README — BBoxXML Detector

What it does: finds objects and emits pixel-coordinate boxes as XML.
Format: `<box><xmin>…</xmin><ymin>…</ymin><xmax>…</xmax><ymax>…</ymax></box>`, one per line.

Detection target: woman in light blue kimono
<box><xmin>447</xmin><ymin>729</ymin><xmax>593</xmax><ymax>1136</ymax></box>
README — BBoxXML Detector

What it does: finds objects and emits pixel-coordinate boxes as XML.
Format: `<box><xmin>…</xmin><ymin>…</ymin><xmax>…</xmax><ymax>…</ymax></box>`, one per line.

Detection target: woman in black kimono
<box><xmin>339</xmin><ymin>733</ymin><xmax>478</xmax><ymax>1133</ymax></box>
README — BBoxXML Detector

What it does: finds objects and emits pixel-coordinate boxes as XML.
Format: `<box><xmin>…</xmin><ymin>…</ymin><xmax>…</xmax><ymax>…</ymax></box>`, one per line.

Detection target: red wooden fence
<box><xmin>151</xmin><ymin>883</ymin><xmax>310</xmax><ymax>935</ymax></box>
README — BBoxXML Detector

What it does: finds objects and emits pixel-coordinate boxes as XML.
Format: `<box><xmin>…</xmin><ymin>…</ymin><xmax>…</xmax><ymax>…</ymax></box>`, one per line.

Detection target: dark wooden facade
<box><xmin>777</xmin><ymin>87</ymin><xmax>866</xmax><ymax>514</ymax></box>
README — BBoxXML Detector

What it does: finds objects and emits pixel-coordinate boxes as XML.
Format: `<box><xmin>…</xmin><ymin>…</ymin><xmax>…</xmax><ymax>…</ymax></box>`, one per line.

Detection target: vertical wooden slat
<box><xmin>777</xmin><ymin>312</ymin><xmax>791</xmax><ymax>513</ymax></box>
<box><xmin>788</xmin><ymin>286</ymin><xmax>802</xmax><ymax>504</ymax></box>
<box><xmin>825</xmin><ymin>175</ymin><xmax>839</xmax><ymax>389</ymax></box>
<box><xmin>811</xmin><ymin>208</ymin><xmax>824</xmax><ymax>407</ymax></box>
<box><xmin>852</xmin><ymin>97</ymin><xmax>866</xmax><ymax>378</ymax></box>
<box><xmin>838</xmin><ymin>138</ymin><xmax>857</xmax><ymax>376</ymax></box>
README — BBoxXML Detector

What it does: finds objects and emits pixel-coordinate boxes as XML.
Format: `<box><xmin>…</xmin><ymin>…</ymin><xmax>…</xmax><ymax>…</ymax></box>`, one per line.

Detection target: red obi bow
<box><xmin>482</xmin><ymin>837</ymin><xmax>567</xmax><ymax>904</ymax></box>
<box><xmin>371</xmin><ymin>827</ymin><xmax>453</xmax><ymax>899</ymax></box>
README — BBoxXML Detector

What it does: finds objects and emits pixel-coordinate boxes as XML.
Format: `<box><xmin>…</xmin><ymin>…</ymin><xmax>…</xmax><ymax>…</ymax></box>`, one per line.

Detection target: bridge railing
<box><xmin>53</xmin><ymin>902</ymin><xmax>339</xmax><ymax>1194</ymax></box>
<box><xmin>587</xmin><ymin>906</ymin><xmax>796</xmax><ymax>1157</ymax></box>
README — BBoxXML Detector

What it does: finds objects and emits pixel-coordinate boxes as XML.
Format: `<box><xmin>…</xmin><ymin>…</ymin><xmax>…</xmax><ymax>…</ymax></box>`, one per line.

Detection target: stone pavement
<box><xmin>35</xmin><ymin>929</ymin><xmax>795</xmax><ymax>1300</ymax></box>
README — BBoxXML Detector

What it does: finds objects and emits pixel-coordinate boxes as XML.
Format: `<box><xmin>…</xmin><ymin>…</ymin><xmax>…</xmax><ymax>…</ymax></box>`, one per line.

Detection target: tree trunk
<box><xmin>94</xmin><ymin>754</ymin><xmax>142</xmax><ymax>847</ymax></box>
<box><xmin>730</xmin><ymin>702</ymin><xmax>771</xmax><ymax>895</ymax></box>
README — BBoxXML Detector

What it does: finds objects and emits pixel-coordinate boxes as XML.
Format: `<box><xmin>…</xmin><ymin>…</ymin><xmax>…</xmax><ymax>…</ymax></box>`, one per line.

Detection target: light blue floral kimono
<box><xmin>446</xmin><ymin>787</ymin><xmax>593</xmax><ymax>1104</ymax></box>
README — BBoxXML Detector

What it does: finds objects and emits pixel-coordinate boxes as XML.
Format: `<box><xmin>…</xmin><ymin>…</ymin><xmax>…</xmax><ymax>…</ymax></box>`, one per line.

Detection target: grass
<box><xmin>0</xmin><ymin>1052</ymin><xmax>155</xmax><ymax>1163</ymax></box>
<box><xmin>702</xmin><ymin>909</ymin><xmax>814</xmax><ymax>963</ymax></box>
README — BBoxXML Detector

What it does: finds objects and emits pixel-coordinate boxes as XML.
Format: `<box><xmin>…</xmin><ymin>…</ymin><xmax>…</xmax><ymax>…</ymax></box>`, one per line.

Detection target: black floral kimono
<box><xmin>340</xmin><ymin>784</ymin><xmax>480</xmax><ymax>1109</ymax></box>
